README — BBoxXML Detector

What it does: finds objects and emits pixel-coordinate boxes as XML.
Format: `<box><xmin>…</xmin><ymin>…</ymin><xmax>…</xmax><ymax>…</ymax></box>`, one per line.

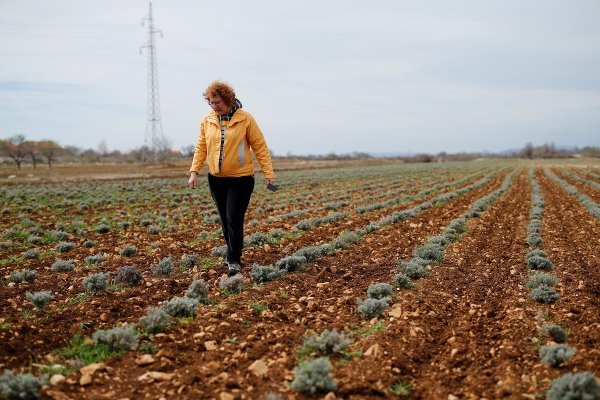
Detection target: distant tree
<box><xmin>64</xmin><ymin>145</ymin><xmax>83</xmax><ymax>157</ymax></box>
<box><xmin>522</xmin><ymin>142</ymin><xmax>534</xmax><ymax>159</ymax></box>
<box><xmin>38</xmin><ymin>140</ymin><xmax>64</xmax><ymax>167</ymax></box>
<box><xmin>0</xmin><ymin>134</ymin><xmax>28</xmax><ymax>169</ymax></box>
<box><xmin>580</xmin><ymin>146</ymin><xmax>600</xmax><ymax>158</ymax></box>
<box><xmin>98</xmin><ymin>140</ymin><xmax>109</xmax><ymax>158</ymax></box>
<box><xmin>24</xmin><ymin>140</ymin><xmax>41</xmax><ymax>168</ymax></box>
<box><xmin>181</xmin><ymin>144</ymin><xmax>195</xmax><ymax>157</ymax></box>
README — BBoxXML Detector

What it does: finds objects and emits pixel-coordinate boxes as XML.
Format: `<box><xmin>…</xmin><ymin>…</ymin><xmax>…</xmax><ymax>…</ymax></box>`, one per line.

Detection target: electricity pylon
<box><xmin>140</xmin><ymin>2</ymin><xmax>165</xmax><ymax>163</ymax></box>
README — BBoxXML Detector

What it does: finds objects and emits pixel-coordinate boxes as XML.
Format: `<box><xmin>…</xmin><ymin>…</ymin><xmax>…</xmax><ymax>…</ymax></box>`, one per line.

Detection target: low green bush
<box><xmin>546</xmin><ymin>372</ymin><xmax>600</xmax><ymax>400</ymax></box>
<box><xmin>539</xmin><ymin>344</ymin><xmax>575</xmax><ymax>367</ymax></box>
<box><xmin>290</xmin><ymin>357</ymin><xmax>337</xmax><ymax>394</ymax></box>
<box><xmin>92</xmin><ymin>325</ymin><xmax>139</xmax><ymax>351</ymax></box>
<box><xmin>367</xmin><ymin>283</ymin><xmax>394</xmax><ymax>300</ymax></box>
<box><xmin>0</xmin><ymin>370</ymin><xmax>46</xmax><ymax>400</ymax></box>
<box><xmin>25</xmin><ymin>291</ymin><xmax>54</xmax><ymax>310</ymax></box>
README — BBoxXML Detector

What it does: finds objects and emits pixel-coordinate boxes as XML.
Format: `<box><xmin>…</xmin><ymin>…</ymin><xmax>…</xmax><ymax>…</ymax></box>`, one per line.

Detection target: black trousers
<box><xmin>207</xmin><ymin>174</ymin><xmax>255</xmax><ymax>264</ymax></box>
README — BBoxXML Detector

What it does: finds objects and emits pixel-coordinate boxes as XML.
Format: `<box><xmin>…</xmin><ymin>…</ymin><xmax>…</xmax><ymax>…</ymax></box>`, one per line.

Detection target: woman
<box><xmin>188</xmin><ymin>81</ymin><xmax>275</xmax><ymax>277</ymax></box>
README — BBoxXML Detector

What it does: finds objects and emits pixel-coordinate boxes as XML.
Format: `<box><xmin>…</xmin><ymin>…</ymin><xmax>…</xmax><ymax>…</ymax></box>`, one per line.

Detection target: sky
<box><xmin>1</xmin><ymin>0</ymin><xmax>599</xmax><ymax>156</ymax></box>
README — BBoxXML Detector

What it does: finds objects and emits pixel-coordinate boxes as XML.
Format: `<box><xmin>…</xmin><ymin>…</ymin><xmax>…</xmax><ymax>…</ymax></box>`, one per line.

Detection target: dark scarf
<box><xmin>219</xmin><ymin>98</ymin><xmax>242</xmax><ymax>122</ymax></box>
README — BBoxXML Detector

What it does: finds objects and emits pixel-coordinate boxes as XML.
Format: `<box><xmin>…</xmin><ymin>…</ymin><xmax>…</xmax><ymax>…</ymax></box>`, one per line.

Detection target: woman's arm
<box><xmin>188</xmin><ymin>121</ymin><xmax>207</xmax><ymax>189</ymax></box>
<box><xmin>247</xmin><ymin>114</ymin><xmax>275</xmax><ymax>181</ymax></box>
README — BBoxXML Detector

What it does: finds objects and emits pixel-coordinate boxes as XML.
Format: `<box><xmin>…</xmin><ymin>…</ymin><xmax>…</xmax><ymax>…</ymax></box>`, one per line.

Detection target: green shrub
<box><xmin>0</xmin><ymin>370</ymin><xmax>45</xmax><ymax>400</ymax></box>
<box><xmin>527</xmin><ymin>255</ymin><xmax>553</xmax><ymax>270</ymax></box>
<box><xmin>542</xmin><ymin>324</ymin><xmax>567</xmax><ymax>343</ymax></box>
<box><xmin>95</xmin><ymin>223</ymin><xmax>110</xmax><ymax>234</ymax></box>
<box><xmin>153</xmin><ymin>256</ymin><xmax>173</xmax><ymax>276</ymax></box>
<box><xmin>27</xmin><ymin>236</ymin><xmax>42</xmax><ymax>245</ymax></box>
<box><xmin>147</xmin><ymin>225</ymin><xmax>161</xmax><ymax>235</ymax></box>
<box><xmin>397</xmin><ymin>258</ymin><xmax>430</xmax><ymax>279</ymax></box>
<box><xmin>83</xmin><ymin>239</ymin><xmax>97</xmax><ymax>248</ymax></box>
<box><xmin>530</xmin><ymin>284</ymin><xmax>560</xmax><ymax>304</ymax></box>
<box><xmin>333</xmin><ymin>230</ymin><xmax>361</xmax><ymax>249</ymax></box>
<box><xmin>120</xmin><ymin>245</ymin><xmax>137</xmax><ymax>257</ymax></box>
<box><xmin>185</xmin><ymin>279</ymin><xmax>210</xmax><ymax>304</ymax></box>
<box><xmin>275</xmin><ymin>255</ymin><xmax>307</xmax><ymax>272</ymax></box>
<box><xmin>162</xmin><ymin>296</ymin><xmax>198</xmax><ymax>317</ymax></box>
<box><xmin>251</xmin><ymin>264</ymin><xmax>285</xmax><ymax>283</ymax></box>
<box><xmin>268</xmin><ymin>229</ymin><xmax>285</xmax><ymax>240</ymax></box>
<box><xmin>358</xmin><ymin>297</ymin><xmax>390</xmax><ymax>319</ymax></box>
<box><xmin>413</xmin><ymin>243</ymin><xmax>444</xmax><ymax>263</ymax></box>
<box><xmin>84</xmin><ymin>253</ymin><xmax>105</xmax><ymax>264</ymax></box>
<box><xmin>367</xmin><ymin>283</ymin><xmax>394</xmax><ymax>299</ymax></box>
<box><xmin>23</xmin><ymin>249</ymin><xmax>39</xmax><ymax>259</ymax></box>
<box><xmin>539</xmin><ymin>344</ymin><xmax>576</xmax><ymax>367</ymax></box>
<box><xmin>392</xmin><ymin>273</ymin><xmax>414</xmax><ymax>289</ymax></box>
<box><xmin>546</xmin><ymin>372</ymin><xmax>600</xmax><ymax>400</ymax></box>
<box><xmin>9</xmin><ymin>269</ymin><xmax>37</xmax><ymax>283</ymax></box>
<box><xmin>300</xmin><ymin>329</ymin><xmax>351</xmax><ymax>357</ymax></box>
<box><xmin>245</xmin><ymin>232</ymin><xmax>268</xmax><ymax>246</ymax></box>
<box><xmin>180</xmin><ymin>253</ymin><xmax>198</xmax><ymax>270</ymax></box>
<box><xmin>526</xmin><ymin>273</ymin><xmax>557</xmax><ymax>289</ymax></box>
<box><xmin>51</xmin><ymin>259</ymin><xmax>75</xmax><ymax>272</ymax></box>
<box><xmin>82</xmin><ymin>272</ymin><xmax>109</xmax><ymax>293</ymax></box>
<box><xmin>139</xmin><ymin>307</ymin><xmax>172</xmax><ymax>334</ymax></box>
<box><xmin>210</xmin><ymin>244</ymin><xmax>227</xmax><ymax>258</ymax></box>
<box><xmin>113</xmin><ymin>265</ymin><xmax>143</xmax><ymax>286</ymax></box>
<box><xmin>526</xmin><ymin>232</ymin><xmax>543</xmax><ymax>247</ymax></box>
<box><xmin>92</xmin><ymin>325</ymin><xmax>139</xmax><ymax>351</ymax></box>
<box><xmin>55</xmin><ymin>241</ymin><xmax>75</xmax><ymax>253</ymax></box>
<box><xmin>51</xmin><ymin>230</ymin><xmax>70</xmax><ymax>241</ymax></box>
<box><xmin>290</xmin><ymin>357</ymin><xmax>337</xmax><ymax>394</ymax></box>
<box><xmin>25</xmin><ymin>291</ymin><xmax>54</xmax><ymax>310</ymax></box>
<box><xmin>219</xmin><ymin>275</ymin><xmax>245</xmax><ymax>295</ymax></box>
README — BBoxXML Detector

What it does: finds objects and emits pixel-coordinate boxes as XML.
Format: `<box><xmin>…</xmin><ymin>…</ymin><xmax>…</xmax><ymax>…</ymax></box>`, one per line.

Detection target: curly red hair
<box><xmin>203</xmin><ymin>81</ymin><xmax>236</xmax><ymax>107</ymax></box>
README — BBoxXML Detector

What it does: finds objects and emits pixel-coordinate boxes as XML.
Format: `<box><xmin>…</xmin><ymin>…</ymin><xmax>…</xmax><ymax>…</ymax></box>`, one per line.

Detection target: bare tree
<box><xmin>98</xmin><ymin>140</ymin><xmax>109</xmax><ymax>159</ymax></box>
<box><xmin>181</xmin><ymin>144</ymin><xmax>195</xmax><ymax>157</ymax></box>
<box><xmin>38</xmin><ymin>140</ymin><xmax>64</xmax><ymax>167</ymax></box>
<box><xmin>0</xmin><ymin>134</ymin><xmax>28</xmax><ymax>169</ymax></box>
<box><xmin>24</xmin><ymin>140</ymin><xmax>41</xmax><ymax>168</ymax></box>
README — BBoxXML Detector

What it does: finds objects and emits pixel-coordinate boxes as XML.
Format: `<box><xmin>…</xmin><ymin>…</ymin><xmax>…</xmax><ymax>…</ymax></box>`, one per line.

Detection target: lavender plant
<box><xmin>162</xmin><ymin>296</ymin><xmax>198</xmax><ymax>317</ymax></box>
<box><xmin>25</xmin><ymin>291</ymin><xmax>54</xmax><ymax>310</ymax></box>
<box><xmin>539</xmin><ymin>344</ymin><xmax>576</xmax><ymax>367</ymax></box>
<box><xmin>92</xmin><ymin>324</ymin><xmax>139</xmax><ymax>351</ymax></box>
<box><xmin>290</xmin><ymin>357</ymin><xmax>337</xmax><ymax>394</ymax></box>
<box><xmin>153</xmin><ymin>256</ymin><xmax>174</xmax><ymax>276</ymax></box>
<box><xmin>51</xmin><ymin>259</ymin><xmax>75</xmax><ymax>272</ymax></box>
<box><xmin>82</xmin><ymin>272</ymin><xmax>109</xmax><ymax>293</ymax></box>
<box><xmin>185</xmin><ymin>279</ymin><xmax>210</xmax><ymax>304</ymax></box>
<box><xmin>367</xmin><ymin>283</ymin><xmax>394</xmax><ymax>300</ymax></box>
<box><xmin>139</xmin><ymin>307</ymin><xmax>172</xmax><ymax>334</ymax></box>
<box><xmin>546</xmin><ymin>372</ymin><xmax>600</xmax><ymax>400</ymax></box>
<box><xmin>113</xmin><ymin>265</ymin><xmax>143</xmax><ymax>286</ymax></box>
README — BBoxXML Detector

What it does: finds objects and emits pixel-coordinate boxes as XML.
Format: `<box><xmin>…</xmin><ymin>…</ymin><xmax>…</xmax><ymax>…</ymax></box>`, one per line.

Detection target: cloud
<box><xmin>0</xmin><ymin>0</ymin><xmax>599</xmax><ymax>154</ymax></box>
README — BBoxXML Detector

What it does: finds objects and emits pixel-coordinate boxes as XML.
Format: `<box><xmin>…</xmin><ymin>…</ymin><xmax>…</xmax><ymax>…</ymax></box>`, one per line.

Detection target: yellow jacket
<box><xmin>189</xmin><ymin>109</ymin><xmax>275</xmax><ymax>179</ymax></box>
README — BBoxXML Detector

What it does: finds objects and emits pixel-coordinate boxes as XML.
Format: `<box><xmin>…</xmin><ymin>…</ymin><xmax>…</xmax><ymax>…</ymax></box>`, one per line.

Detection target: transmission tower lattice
<box><xmin>140</xmin><ymin>2</ymin><xmax>165</xmax><ymax>163</ymax></box>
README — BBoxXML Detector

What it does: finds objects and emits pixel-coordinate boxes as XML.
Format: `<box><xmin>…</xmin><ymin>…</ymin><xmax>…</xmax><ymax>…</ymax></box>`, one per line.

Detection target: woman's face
<box><xmin>207</xmin><ymin>95</ymin><xmax>229</xmax><ymax>116</ymax></box>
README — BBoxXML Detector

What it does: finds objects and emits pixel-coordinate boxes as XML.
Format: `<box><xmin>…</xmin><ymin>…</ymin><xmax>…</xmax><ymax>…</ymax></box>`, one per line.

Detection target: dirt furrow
<box><xmin>537</xmin><ymin>169</ymin><xmax>600</xmax><ymax>377</ymax></box>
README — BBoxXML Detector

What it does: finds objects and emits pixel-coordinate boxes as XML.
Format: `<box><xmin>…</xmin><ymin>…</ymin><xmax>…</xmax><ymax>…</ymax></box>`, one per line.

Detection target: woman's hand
<box><xmin>188</xmin><ymin>172</ymin><xmax>198</xmax><ymax>189</ymax></box>
<box><xmin>265</xmin><ymin>178</ymin><xmax>275</xmax><ymax>185</ymax></box>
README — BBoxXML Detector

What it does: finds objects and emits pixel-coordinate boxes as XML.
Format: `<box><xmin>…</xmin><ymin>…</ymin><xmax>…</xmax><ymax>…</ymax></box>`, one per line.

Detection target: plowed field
<box><xmin>1</xmin><ymin>160</ymin><xmax>598</xmax><ymax>399</ymax></box>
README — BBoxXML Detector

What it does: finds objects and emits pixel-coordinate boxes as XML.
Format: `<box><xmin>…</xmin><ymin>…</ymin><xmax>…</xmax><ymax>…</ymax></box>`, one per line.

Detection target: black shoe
<box><xmin>227</xmin><ymin>262</ymin><xmax>241</xmax><ymax>276</ymax></box>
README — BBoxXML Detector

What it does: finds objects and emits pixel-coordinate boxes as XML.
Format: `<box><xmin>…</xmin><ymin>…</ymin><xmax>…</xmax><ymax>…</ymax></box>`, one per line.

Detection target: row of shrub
<box><xmin>526</xmin><ymin>169</ymin><xmax>560</xmax><ymax>304</ymax></box>
<box><xmin>559</xmin><ymin>167</ymin><xmax>600</xmax><ymax>192</ymax></box>
<box><xmin>545</xmin><ymin>168</ymin><xmax>600</xmax><ymax>220</ymax></box>
<box><xmin>527</xmin><ymin>168</ymin><xmax>599</xmax><ymax>400</ymax></box>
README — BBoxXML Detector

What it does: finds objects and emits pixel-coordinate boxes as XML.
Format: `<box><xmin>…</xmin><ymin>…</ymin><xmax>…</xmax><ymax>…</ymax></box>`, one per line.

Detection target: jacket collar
<box><xmin>206</xmin><ymin>109</ymin><xmax>246</xmax><ymax>126</ymax></box>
